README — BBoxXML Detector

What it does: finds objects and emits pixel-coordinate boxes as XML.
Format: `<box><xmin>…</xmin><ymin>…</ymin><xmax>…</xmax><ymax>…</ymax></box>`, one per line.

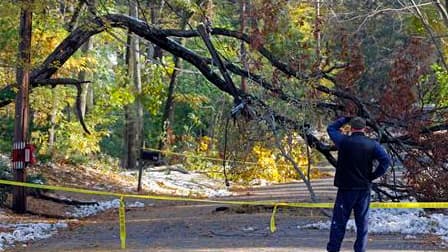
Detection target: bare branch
<box><xmin>33</xmin><ymin>78</ymin><xmax>91</xmax><ymax>87</ymax></box>
<box><xmin>74</xmin><ymin>83</ymin><xmax>91</xmax><ymax>135</ymax></box>
<box><xmin>159</xmin><ymin>28</ymin><xmax>309</xmax><ymax>79</ymax></box>
<box><xmin>66</xmin><ymin>1</ymin><xmax>85</xmax><ymax>31</ymax></box>
<box><xmin>34</xmin><ymin>78</ymin><xmax>91</xmax><ymax>134</ymax></box>
<box><xmin>224</xmin><ymin>61</ymin><xmax>343</xmax><ymax>111</ymax></box>
<box><xmin>433</xmin><ymin>0</ymin><xmax>448</xmax><ymax>27</ymax></box>
<box><xmin>409</xmin><ymin>0</ymin><xmax>448</xmax><ymax>70</ymax></box>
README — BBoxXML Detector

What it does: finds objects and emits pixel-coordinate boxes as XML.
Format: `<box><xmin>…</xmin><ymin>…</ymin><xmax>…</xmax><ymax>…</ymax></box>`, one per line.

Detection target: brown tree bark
<box><xmin>158</xmin><ymin>13</ymin><xmax>191</xmax><ymax>150</ymax></box>
<box><xmin>122</xmin><ymin>1</ymin><xmax>142</xmax><ymax>169</ymax></box>
<box><xmin>48</xmin><ymin>88</ymin><xmax>57</xmax><ymax>156</ymax></box>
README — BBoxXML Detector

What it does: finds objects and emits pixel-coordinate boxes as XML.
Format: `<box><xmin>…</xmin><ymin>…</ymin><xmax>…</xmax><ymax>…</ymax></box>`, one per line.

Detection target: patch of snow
<box><xmin>212</xmin><ymin>189</ymin><xmax>232</xmax><ymax>197</ymax></box>
<box><xmin>0</xmin><ymin>222</ymin><xmax>67</xmax><ymax>251</ymax></box>
<box><xmin>430</xmin><ymin>214</ymin><xmax>448</xmax><ymax>243</ymax></box>
<box><xmin>298</xmin><ymin>208</ymin><xmax>448</xmax><ymax>244</ymax></box>
<box><xmin>122</xmin><ymin>166</ymin><xmax>233</xmax><ymax>198</ymax></box>
<box><xmin>249</xmin><ymin>178</ymin><xmax>271</xmax><ymax>187</ymax></box>
<box><xmin>70</xmin><ymin>199</ymin><xmax>148</xmax><ymax>218</ymax></box>
<box><xmin>128</xmin><ymin>201</ymin><xmax>145</xmax><ymax>208</ymax></box>
<box><xmin>405</xmin><ymin>234</ymin><xmax>417</xmax><ymax>239</ymax></box>
<box><xmin>242</xmin><ymin>226</ymin><xmax>255</xmax><ymax>232</ymax></box>
<box><xmin>0</xmin><ymin>154</ymin><xmax>10</xmax><ymax>167</ymax></box>
<box><xmin>70</xmin><ymin>199</ymin><xmax>120</xmax><ymax>218</ymax></box>
<box><xmin>29</xmin><ymin>178</ymin><xmax>44</xmax><ymax>184</ymax></box>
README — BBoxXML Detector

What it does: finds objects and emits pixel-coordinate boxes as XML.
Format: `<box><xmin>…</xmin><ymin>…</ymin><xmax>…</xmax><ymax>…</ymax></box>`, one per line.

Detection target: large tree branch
<box><xmin>197</xmin><ymin>23</ymin><xmax>239</xmax><ymax>101</ymax></box>
<box><xmin>0</xmin><ymin>13</ymin><xmax>367</xmax><ymax>168</ymax></box>
<box><xmin>0</xmin><ymin>14</ymin><xmax>340</xmax><ymax>112</ymax></box>
<box><xmin>104</xmin><ymin>14</ymin><xmax>241</xmax><ymax>98</ymax></box>
<box><xmin>158</xmin><ymin>28</ymin><xmax>310</xmax><ymax>79</ymax></box>
<box><xmin>0</xmin><ymin>13</ymin><xmax>410</xmax><ymax>169</ymax></box>
<box><xmin>224</xmin><ymin>61</ymin><xmax>343</xmax><ymax>111</ymax></box>
<box><xmin>159</xmin><ymin>26</ymin><xmax>397</xmax><ymax>144</ymax></box>
<box><xmin>0</xmin><ymin>14</ymin><xmax>240</xmax><ymax>107</ymax></box>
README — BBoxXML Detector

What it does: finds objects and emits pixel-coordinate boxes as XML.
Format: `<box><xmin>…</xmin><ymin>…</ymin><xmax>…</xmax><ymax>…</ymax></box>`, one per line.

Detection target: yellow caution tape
<box><xmin>2</xmin><ymin>179</ymin><xmax>448</xmax><ymax>249</ymax></box>
<box><xmin>270</xmin><ymin>204</ymin><xmax>278</xmax><ymax>233</ymax></box>
<box><xmin>0</xmin><ymin>179</ymin><xmax>325</xmax><ymax>207</ymax></box>
<box><xmin>0</xmin><ymin>179</ymin><xmax>123</xmax><ymax>197</ymax></box>
<box><xmin>119</xmin><ymin>196</ymin><xmax>126</xmax><ymax>249</ymax></box>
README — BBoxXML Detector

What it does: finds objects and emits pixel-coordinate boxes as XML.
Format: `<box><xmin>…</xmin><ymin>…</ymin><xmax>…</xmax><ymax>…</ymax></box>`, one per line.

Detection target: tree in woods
<box><xmin>0</xmin><ymin>0</ymin><xmax>447</xmax><ymax>202</ymax></box>
<box><xmin>122</xmin><ymin>0</ymin><xmax>143</xmax><ymax>169</ymax></box>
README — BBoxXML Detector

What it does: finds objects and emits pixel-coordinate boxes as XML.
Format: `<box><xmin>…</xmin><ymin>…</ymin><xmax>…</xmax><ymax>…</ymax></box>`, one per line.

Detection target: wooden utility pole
<box><xmin>12</xmin><ymin>0</ymin><xmax>33</xmax><ymax>213</ymax></box>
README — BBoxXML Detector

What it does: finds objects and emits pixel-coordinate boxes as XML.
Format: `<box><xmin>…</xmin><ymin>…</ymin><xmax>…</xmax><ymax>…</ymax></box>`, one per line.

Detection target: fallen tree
<box><xmin>0</xmin><ymin>9</ymin><xmax>446</xmax><ymax>202</ymax></box>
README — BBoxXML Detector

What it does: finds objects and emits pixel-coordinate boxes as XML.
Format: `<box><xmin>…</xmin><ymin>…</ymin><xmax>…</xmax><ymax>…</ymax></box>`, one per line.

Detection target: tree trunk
<box><xmin>122</xmin><ymin>0</ymin><xmax>142</xmax><ymax>169</ymax></box>
<box><xmin>158</xmin><ymin>14</ymin><xmax>190</xmax><ymax>150</ymax></box>
<box><xmin>78</xmin><ymin>1</ymin><xmax>96</xmax><ymax>117</ymax></box>
<box><xmin>78</xmin><ymin>39</ymin><xmax>93</xmax><ymax>117</ymax></box>
<box><xmin>315</xmin><ymin>0</ymin><xmax>321</xmax><ymax>64</ymax></box>
<box><xmin>87</xmin><ymin>80</ymin><xmax>94</xmax><ymax>110</ymax></box>
<box><xmin>48</xmin><ymin>88</ymin><xmax>57</xmax><ymax>156</ymax></box>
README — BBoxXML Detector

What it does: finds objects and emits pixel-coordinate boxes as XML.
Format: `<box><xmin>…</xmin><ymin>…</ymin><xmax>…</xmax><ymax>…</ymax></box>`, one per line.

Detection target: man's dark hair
<box><xmin>350</xmin><ymin>117</ymin><xmax>366</xmax><ymax>129</ymax></box>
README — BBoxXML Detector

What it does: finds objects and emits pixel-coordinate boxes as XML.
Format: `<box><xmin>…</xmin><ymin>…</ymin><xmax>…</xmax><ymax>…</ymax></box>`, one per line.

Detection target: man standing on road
<box><xmin>326</xmin><ymin>117</ymin><xmax>390</xmax><ymax>252</ymax></box>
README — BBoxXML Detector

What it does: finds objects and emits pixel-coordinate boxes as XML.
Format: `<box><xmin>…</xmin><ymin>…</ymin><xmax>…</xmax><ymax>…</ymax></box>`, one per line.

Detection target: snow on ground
<box><xmin>298</xmin><ymin>208</ymin><xmax>448</xmax><ymax>244</ymax></box>
<box><xmin>248</xmin><ymin>178</ymin><xmax>271</xmax><ymax>187</ymax></box>
<box><xmin>69</xmin><ymin>199</ymin><xmax>147</xmax><ymax>218</ymax></box>
<box><xmin>0</xmin><ymin>222</ymin><xmax>67</xmax><ymax>251</ymax></box>
<box><xmin>122</xmin><ymin>166</ymin><xmax>233</xmax><ymax>198</ymax></box>
<box><xmin>0</xmin><ymin>154</ymin><xmax>10</xmax><ymax>166</ymax></box>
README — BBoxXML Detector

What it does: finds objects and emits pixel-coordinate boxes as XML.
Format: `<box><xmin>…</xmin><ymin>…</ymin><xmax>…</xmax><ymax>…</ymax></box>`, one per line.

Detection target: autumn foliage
<box><xmin>380</xmin><ymin>38</ymin><xmax>434</xmax><ymax>121</ymax></box>
<box><xmin>377</xmin><ymin>38</ymin><xmax>447</xmax><ymax>201</ymax></box>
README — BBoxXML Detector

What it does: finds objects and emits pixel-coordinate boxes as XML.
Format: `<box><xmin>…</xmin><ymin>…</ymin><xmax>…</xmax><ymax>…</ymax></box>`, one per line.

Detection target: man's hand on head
<box><xmin>341</xmin><ymin>116</ymin><xmax>352</xmax><ymax>124</ymax></box>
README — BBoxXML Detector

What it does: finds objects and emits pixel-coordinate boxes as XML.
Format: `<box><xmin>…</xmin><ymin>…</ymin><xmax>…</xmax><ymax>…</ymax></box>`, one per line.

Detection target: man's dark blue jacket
<box><xmin>327</xmin><ymin>117</ymin><xmax>390</xmax><ymax>190</ymax></box>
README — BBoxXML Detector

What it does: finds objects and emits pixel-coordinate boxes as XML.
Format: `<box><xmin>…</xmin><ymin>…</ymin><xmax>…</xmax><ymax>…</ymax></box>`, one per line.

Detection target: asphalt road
<box><xmin>11</xmin><ymin>178</ymin><xmax>447</xmax><ymax>252</ymax></box>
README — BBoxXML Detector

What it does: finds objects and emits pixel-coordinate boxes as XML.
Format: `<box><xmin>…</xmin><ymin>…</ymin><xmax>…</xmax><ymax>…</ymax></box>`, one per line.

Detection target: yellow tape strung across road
<box><xmin>2</xmin><ymin>179</ymin><xmax>448</xmax><ymax>249</ymax></box>
<box><xmin>0</xmin><ymin>179</ymin><xmax>325</xmax><ymax>207</ymax></box>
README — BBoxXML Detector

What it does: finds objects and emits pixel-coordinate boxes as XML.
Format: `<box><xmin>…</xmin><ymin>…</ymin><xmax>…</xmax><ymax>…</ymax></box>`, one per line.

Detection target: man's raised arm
<box><xmin>327</xmin><ymin>117</ymin><xmax>350</xmax><ymax>148</ymax></box>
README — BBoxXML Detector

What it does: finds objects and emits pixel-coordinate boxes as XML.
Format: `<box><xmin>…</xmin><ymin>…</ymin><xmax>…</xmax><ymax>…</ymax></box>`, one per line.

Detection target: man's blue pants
<box><xmin>327</xmin><ymin>189</ymin><xmax>371</xmax><ymax>252</ymax></box>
